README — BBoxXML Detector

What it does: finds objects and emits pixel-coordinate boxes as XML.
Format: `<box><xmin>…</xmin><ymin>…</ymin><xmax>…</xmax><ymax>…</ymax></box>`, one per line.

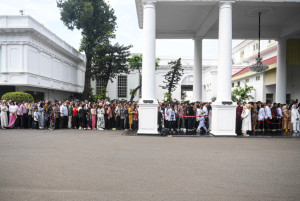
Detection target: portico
<box><xmin>135</xmin><ymin>0</ymin><xmax>300</xmax><ymax>135</ymax></box>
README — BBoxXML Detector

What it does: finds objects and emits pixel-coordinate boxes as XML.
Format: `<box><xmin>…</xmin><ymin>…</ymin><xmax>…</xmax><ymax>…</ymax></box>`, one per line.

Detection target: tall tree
<box><xmin>128</xmin><ymin>55</ymin><xmax>160</xmax><ymax>102</ymax></box>
<box><xmin>92</xmin><ymin>42</ymin><xmax>132</xmax><ymax>90</ymax></box>
<box><xmin>57</xmin><ymin>0</ymin><xmax>117</xmax><ymax>99</ymax></box>
<box><xmin>160</xmin><ymin>58</ymin><xmax>183</xmax><ymax>102</ymax></box>
<box><xmin>231</xmin><ymin>83</ymin><xmax>255</xmax><ymax>102</ymax></box>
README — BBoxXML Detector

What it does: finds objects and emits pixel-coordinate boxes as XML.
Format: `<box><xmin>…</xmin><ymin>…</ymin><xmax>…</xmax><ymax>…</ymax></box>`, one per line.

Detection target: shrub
<box><xmin>1</xmin><ymin>92</ymin><xmax>35</xmax><ymax>102</ymax></box>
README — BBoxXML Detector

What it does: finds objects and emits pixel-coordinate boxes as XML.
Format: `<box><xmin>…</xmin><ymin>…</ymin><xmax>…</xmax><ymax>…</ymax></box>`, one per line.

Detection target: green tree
<box><xmin>160</xmin><ymin>58</ymin><xmax>184</xmax><ymax>102</ymax></box>
<box><xmin>231</xmin><ymin>83</ymin><xmax>255</xmax><ymax>102</ymax></box>
<box><xmin>91</xmin><ymin>42</ymin><xmax>132</xmax><ymax>90</ymax></box>
<box><xmin>1</xmin><ymin>92</ymin><xmax>34</xmax><ymax>102</ymax></box>
<box><xmin>128</xmin><ymin>55</ymin><xmax>160</xmax><ymax>102</ymax></box>
<box><xmin>57</xmin><ymin>0</ymin><xmax>117</xmax><ymax>99</ymax></box>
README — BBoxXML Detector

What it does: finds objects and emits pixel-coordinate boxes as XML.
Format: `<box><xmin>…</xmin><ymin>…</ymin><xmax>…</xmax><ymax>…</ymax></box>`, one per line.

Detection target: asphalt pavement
<box><xmin>0</xmin><ymin>129</ymin><xmax>299</xmax><ymax>201</ymax></box>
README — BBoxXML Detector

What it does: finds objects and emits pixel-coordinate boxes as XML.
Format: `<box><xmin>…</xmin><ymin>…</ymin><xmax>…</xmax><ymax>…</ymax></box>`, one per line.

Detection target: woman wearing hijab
<box><xmin>241</xmin><ymin>104</ymin><xmax>252</xmax><ymax>136</ymax></box>
<box><xmin>1</xmin><ymin>101</ymin><xmax>8</xmax><ymax>129</ymax></box>
<box><xmin>291</xmin><ymin>103</ymin><xmax>300</xmax><ymax>133</ymax></box>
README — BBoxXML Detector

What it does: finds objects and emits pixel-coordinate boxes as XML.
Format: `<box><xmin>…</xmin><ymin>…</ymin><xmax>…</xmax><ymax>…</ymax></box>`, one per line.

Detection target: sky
<box><xmin>0</xmin><ymin>0</ymin><xmax>242</xmax><ymax>58</ymax></box>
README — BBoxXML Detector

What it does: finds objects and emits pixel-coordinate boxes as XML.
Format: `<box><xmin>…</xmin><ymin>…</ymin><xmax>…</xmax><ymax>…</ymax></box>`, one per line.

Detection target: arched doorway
<box><xmin>181</xmin><ymin>75</ymin><xmax>193</xmax><ymax>101</ymax></box>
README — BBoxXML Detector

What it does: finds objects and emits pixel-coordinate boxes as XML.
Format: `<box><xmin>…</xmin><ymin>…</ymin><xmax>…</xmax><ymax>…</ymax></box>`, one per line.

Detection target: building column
<box><xmin>141</xmin><ymin>1</ymin><xmax>156</xmax><ymax>101</ymax></box>
<box><xmin>193</xmin><ymin>37</ymin><xmax>202</xmax><ymax>102</ymax></box>
<box><xmin>216</xmin><ymin>1</ymin><xmax>233</xmax><ymax>102</ymax></box>
<box><xmin>211</xmin><ymin>1</ymin><xmax>236</xmax><ymax>136</ymax></box>
<box><xmin>275</xmin><ymin>39</ymin><xmax>287</xmax><ymax>104</ymax></box>
<box><xmin>138</xmin><ymin>1</ymin><xmax>158</xmax><ymax>135</ymax></box>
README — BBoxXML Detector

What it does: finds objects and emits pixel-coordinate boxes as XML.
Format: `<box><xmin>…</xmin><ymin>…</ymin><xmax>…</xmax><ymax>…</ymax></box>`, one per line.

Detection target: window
<box><xmin>117</xmin><ymin>75</ymin><xmax>127</xmax><ymax>98</ymax></box>
<box><xmin>269</xmin><ymin>40</ymin><xmax>271</xmax><ymax>43</ymax></box>
<box><xmin>0</xmin><ymin>46</ymin><xmax>2</xmax><ymax>72</ymax></box>
<box><xmin>232</xmin><ymin>83</ymin><xmax>234</xmax><ymax>88</ymax></box>
<box><xmin>253</xmin><ymin>45</ymin><xmax>256</xmax><ymax>51</ymax></box>
<box><xmin>256</xmin><ymin>43</ymin><xmax>259</xmax><ymax>50</ymax></box>
<box><xmin>266</xmin><ymin>94</ymin><xmax>273</xmax><ymax>104</ymax></box>
<box><xmin>256</xmin><ymin>76</ymin><xmax>260</xmax><ymax>81</ymax></box>
<box><xmin>96</xmin><ymin>79</ymin><xmax>105</xmax><ymax>95</ymax></box>
<box><xmin>240</xmin><ymin>50</ymin><xmax>244</xmax><ymax>58</ymax></box>
<box><xmin>246</xmin><ymin>78</ymin><xmax>249</xmax><ymax>83</ymax></box>
<box><xmin>237</xmin><ymin>81</ymin><xmax>240</xmax><ymax>86</ymax></box>
<box><xmin>286</xmin><ymin>94</ymin><xmax>291</xmax><ymax>104</ymax></box>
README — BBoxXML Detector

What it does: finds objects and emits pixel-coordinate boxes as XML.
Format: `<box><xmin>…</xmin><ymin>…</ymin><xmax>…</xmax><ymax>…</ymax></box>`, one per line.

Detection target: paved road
<box><xmin>0</xmin><ymin>129</ymin><xmax>299</xmax><ymax>201</ymax></box>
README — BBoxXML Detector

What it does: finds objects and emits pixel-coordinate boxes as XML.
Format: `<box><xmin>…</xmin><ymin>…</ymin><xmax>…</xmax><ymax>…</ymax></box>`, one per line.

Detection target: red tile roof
<box><xmin>232</xmin><ymin>56</ymin><xmax>277</xmax><ymax>77</ymax></box>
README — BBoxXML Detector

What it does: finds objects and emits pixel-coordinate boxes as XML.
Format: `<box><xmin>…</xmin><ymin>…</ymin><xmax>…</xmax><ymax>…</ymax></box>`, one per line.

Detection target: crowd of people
<box><xmin>0</xmin><ymin>99</ymin><xmax>299</xmax><ymax>136</ymax></box>
<box><xmin>236</xmin><ymin>101</ymin><xmax>300</xmax><ymax>136</ymax></box>
<box><xmin>0</xmin><ymin>99</ymin><xmax>213</xmax><ymax>134</ymax></box>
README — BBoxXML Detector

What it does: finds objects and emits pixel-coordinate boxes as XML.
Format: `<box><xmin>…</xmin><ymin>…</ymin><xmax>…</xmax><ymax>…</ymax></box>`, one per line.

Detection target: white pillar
<box><xmin>275</xmin><ymin>39</ymin><xmax>287</xmax><ymax>104</ymax></box>
<box><xmin>211</xmin><ymin>1</ymin><xmax>236</xmax><ymax>136</ymax></box>
<box><xmin>138</xmin><ymin>1</ymin><xmax>158</xmax><ymax>134</ymax></box>
<box><xmin>193</xmin><ymin>37</ymin><xmax>202</xmax><ymax>102</ymax></box>
<box><xmin>216</xmin><ymin>1</ymin><xmax>233</xmax><ymax>102</ymax></box>
<box><xmin>141</xmin><ymin>1</ymin><xmax>156</xmax><ymax>101</ymax></box>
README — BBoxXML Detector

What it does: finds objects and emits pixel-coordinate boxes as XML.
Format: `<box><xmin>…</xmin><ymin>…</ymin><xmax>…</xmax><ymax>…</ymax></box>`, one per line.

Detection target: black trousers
<box><xmin>265</xmin><ymin>118</ymin><xmax>272</xmax><ymax>130</ymax></box>
<box><xmin>80</xmin><ymin>117</ymin><xmax>86</xmax><ymax>128</ymax></box>
<box><xmin>236</xmin><ymin>118</ymin><xmax>242</xmax><ymax>135</ymax></box>
<box><xmin>33</xmin><ymin>120</ymin><xmax>39</xmax><ymax>129</ymax></box>
<box><xmin>188</xmin><ymin>118</ymin><xmax>195</xmax><ymax>129</ymax></box>
<box><xmin>16</xmin><ymin>115</ymin><xmax>21</xmax><ymax>128</ymax></box>
<box><xmin>120</xmin><ymin>118</ymin><xmax>124</xmax><ymax>130</ymax></box>
<box><xmin>134</xmin><ymin>120</ymin><xmax>138</xmax><ymax>130</ymax></box>
<box><xmin>107</xmin><ymin>118</ymin><xmax>112</xmax><ymax>130</ymax></box>
<box><xmin>72</xmin><ymin>116</ymin><xmax>78</xmax><ymax>128</ymax></box>
<box><xmin>125</xmin><ymin>117</ymin><xmax>129</xmax><ymax>129</ymax></box>
<box><xmin>28</xmin><ymin>115</ymin><xmax>33</xmax><ymax>129</ymax></box>
<box><xmin>116</xmin><ymin>116</ymin><xmax>121</xmax><ymax>130</ymax></box>
<box><xmin>168</xmin><ymin>121</ymin><xmax>176</xmax><ymax>130</ymax></box>
<box><xmin>55</xmin><ymin>118</ymin><xmax>60</xmax><ymax>129</ymax></box>
<box><xmin>21</xmin><ymin>114</ymin><xmax>28</xmax><ymax>129</ymax></box>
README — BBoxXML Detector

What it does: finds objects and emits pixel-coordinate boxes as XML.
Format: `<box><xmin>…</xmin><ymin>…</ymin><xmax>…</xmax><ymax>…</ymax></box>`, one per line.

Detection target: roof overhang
<box><xmin>136</xmin><ymin>0</ymin><xmax>300</xmax><ymax>40</ymax></box>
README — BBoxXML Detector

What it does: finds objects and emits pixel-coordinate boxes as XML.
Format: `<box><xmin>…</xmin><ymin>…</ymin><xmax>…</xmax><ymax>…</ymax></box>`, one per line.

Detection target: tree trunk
<box><xmin>82</xmin><ymin>56</ymin><xmax>92</xmax><ymax>100</ymax></box>
<box><xmin>130</xmin><ymin>85</ymin><xmax>141</xmax><ymax>103</ymax></box>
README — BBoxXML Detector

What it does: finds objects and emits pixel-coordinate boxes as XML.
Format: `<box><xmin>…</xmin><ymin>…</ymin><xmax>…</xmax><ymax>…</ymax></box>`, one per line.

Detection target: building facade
<box><xmin>232</xmin><ymin>39</ymin><xmax>300</xmax><ymax>104</ymax></box>
<box><xmin>0</xmin><ymin>15</ymin><xmax>86</xmax><ymax>101</ymax></box>
<box><xmin>91</xmin><ymin>56</ymin><xmax>218</xmax><ymax>102</ymax></box>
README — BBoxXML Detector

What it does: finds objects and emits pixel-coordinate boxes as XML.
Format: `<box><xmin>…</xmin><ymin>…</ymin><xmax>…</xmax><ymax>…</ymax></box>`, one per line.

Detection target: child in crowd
<box><xmin>33</xmin><ymin>107</ymin><xmax>39</xmax><ymax>129</ymax></box>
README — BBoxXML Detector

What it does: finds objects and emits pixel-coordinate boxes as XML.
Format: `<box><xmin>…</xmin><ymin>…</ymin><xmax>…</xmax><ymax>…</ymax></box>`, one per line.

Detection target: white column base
<box><xmin>137</xmin><ymin>103</ymin><xmax>159</xmax><ymax>135</ymax></box>
<box><xmin>211</xmin><ymin>102</ymin><xmax>237</xmax><ymax>136</ymax></box>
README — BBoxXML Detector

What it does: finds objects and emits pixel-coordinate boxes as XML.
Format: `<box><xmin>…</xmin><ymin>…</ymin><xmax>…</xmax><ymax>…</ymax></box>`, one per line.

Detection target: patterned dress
<box><xmin>97</xmin><ymin>108</ymin><xmax>105</xmax><ymax>129</ymax></box>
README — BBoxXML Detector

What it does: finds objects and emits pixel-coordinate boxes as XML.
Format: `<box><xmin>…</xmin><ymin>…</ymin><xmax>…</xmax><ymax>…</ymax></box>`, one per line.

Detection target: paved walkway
<box><xmin>0</xmin><ymin>129</ymin><xmax>299</xmax><ymax>201</ymax></box>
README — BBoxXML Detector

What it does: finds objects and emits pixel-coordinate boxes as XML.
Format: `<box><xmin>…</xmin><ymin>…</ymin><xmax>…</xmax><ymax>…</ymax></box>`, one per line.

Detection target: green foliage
<box><xmin>1</xmin><ymin>92</ymin><xmax>34</xmax><ymax>102</ymax></box>
<box><xmin>231</xmin><ymin>83</ymin><xmax>255</xmax><ymax>103</ymax></box>
<box><xmin>128</xmin><ymin>55</ymin><xmax>160</xmax><ymax>102</ymax></box>
<box><xmin>164</xmin><ymin>92</ymin><xmax>172</xmax><ymax>102</ymax></box>
<box><xmin>91</xmin><ymin>42</ymin><xmax>132</xmax><ymax>89</ymax></box>
<box><xmin>211</xmin><ymin>97</ymin><xmax>216</xmax><ymax>102</ymax></box>
<box><xmin>93</xmin><ymin>88</ymin><xmax>110</xmax><ymax>102</ymax></box>
<box><xmin>160</xmin><ymin>58</ymin><xmax>184</xmax><ymax>101</ymax></box>
<box><xmin>57</xmin><ymin>0</ymin><xmax>117</xmax><ymax>99</ymax></box>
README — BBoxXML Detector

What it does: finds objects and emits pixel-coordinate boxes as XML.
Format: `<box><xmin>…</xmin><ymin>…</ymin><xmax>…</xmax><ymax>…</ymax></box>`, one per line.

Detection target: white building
<box><xmin>135</xmin><ymin>0</ymin><xmax>300</xmax><ymax>135</ymax></box>
<box><xmin>232</xmin><ymin>39</ymin><xmax>300</xmax><ymax>104</ymax></box>
<box><xmin>91</xmin><ymin>56</ymin><xmax>219</xmax><ymax>102</ymax></box>
<box><xmin>0</xmin><ymin>15</ymin><xmax>86</xmax><ymax>101</ymax></box>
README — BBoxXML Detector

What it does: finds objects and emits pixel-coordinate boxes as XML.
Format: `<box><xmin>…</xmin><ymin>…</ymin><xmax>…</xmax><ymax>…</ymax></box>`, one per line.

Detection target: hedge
<box><xmin>1</xmin><ymin>92</ymin><xmax>35</xmax><ymax>102</ymax></box>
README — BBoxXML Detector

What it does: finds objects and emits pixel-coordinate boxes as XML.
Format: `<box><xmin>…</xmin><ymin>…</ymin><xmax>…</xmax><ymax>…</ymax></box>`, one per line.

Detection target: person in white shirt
<box><xmin>258</xmin><ymin>104</ymin><xmax>266</xmax><ymax>131</ymax></box>
<box><xmin>277</xmin><ymin>103</ymin><xmax>283</xmax><ymax>130</ymax></box>
<box><xmin>60</xmin><ymin>102</ymin><xmax>68</xmax><ymax>129</ymax></box>
<box><xmin>291</xmin><ymin>103</ymin><xmax>300</xmax><ymax>133</ymax></box>
<box><xmin>196</xmin><ymin>115</ymin><xmax>208</xmax><ymax>134</ymax></box>
<box><xmin>264</xmin><ymin>102</ymin><xmax>272</xmax><ymax>130</ymax></box>
<box><xmin>196</xmin><ymin>105</ymin><xmax>203</xmax><ymax>128</ymax></box>
<box><xmin>166</xmin><ymin>105</ymin><xmax>177</xmax><ymax>133</ymax></box>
